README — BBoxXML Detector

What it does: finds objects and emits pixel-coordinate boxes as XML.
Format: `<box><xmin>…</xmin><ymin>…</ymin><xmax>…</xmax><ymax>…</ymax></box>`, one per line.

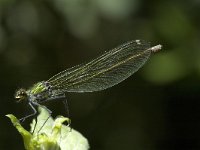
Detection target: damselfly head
<box><xmin>15</xmin><ymin>88</ymin><xmax>28</xmax><ymax>103</ymax></box>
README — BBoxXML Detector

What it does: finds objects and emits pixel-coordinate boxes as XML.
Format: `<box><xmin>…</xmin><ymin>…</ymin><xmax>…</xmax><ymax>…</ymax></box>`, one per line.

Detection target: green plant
<box><xmin>6</xmin><ymin>107</ymin><xmax>89</xmax><ymax>150</ymax></box>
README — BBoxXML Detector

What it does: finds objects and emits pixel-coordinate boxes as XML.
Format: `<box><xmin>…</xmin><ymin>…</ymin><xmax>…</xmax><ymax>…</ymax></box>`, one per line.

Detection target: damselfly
<box><xmin>15</xmin><ymin>40</ymin><xmax>162</xmax><ymax>122</ymax></box>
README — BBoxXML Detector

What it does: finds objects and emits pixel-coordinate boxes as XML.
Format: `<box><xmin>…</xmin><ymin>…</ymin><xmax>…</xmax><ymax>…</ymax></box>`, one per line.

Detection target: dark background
<box><xmin>1</xmin><ymin>0</ymin><xmax>200</xmax><ymax>149</ymax></box>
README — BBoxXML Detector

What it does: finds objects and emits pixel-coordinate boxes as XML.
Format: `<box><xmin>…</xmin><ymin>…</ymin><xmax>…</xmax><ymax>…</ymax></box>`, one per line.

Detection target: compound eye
<box><xmin>15</xmin><ymin>89</ymin><xmax>27</xmax><ymax>102</ymax></box>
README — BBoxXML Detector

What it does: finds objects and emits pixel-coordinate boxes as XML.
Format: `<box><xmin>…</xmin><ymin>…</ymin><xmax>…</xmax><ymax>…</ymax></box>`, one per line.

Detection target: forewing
<box><xmin>48</xmin><ymin>40</ymin><xmax>152</xmax><ymax>92</ymax></box>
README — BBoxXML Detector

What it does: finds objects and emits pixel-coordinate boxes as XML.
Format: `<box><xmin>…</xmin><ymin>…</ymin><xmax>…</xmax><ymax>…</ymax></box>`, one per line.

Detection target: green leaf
<box><xmin>6</xmin><ymin>107</ymin><xmax>89</xmax><ymax>150</ymax></box>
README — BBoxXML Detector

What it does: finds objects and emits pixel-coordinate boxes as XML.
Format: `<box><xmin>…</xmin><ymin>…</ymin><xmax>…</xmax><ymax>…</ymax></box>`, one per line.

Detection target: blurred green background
<box><xmin>1</xmin><ymin>0</ymin><xmax>200</xmax><ymax>149</ymax></box>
